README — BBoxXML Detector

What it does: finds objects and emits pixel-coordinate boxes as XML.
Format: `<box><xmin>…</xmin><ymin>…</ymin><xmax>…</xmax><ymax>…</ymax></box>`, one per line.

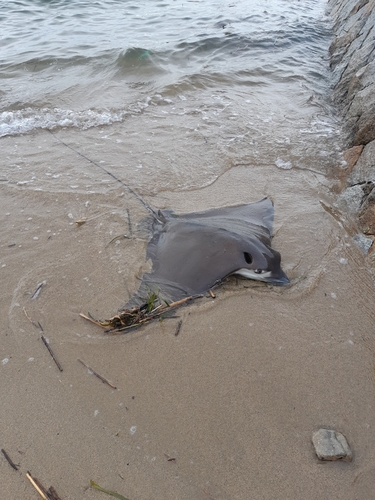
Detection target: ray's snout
<box><xmin>237</xmin><ymin>245</ymin><xmax>289</xmax><ymax>286</ymax></box>
<box><xmin>265</xmin><ymin>269</ymin><xmax>290</xmax><ymax>285</ymax></box>
<box><xmin>265</xmin><ymin>249</ymin><xmax>290</xmax><ymax>285</ymax></box>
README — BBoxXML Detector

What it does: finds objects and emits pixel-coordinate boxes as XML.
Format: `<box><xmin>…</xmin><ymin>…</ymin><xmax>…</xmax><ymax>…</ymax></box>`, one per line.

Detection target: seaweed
<box><xmin>90</xmin><ymin>480</ymin><xmax>129</xmax><ymax>500</ymax></box>
<box><xmin>80</xmin><ymin>294</ymin><xmax>201</xmax><ymax>334</ymax></box>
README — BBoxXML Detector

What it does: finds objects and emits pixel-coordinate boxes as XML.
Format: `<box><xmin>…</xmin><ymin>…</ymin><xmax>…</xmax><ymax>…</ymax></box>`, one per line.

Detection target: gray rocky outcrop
<box><xmin>329</xmin><ymin>0</ymin><xmax>375</xmax><ymax>146</ymax></box>
<box><xmin>329</xmin><ymin>0</ymin><xmax>375</xmax><ymax>266</ymax></box>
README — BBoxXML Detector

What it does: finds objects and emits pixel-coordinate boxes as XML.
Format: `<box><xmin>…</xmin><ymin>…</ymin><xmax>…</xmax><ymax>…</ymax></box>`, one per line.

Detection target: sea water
<box><xmin>1</xmin><ymin>0</ymin><xmax>341</xmax><ymax>194</ymax></box>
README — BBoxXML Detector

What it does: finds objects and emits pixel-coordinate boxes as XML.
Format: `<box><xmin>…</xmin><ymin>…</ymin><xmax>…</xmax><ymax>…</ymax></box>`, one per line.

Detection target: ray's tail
<box><xmin>49</xmin><ymin>130</ymin><xmax>161</xmax><ymax>221</ymax></box>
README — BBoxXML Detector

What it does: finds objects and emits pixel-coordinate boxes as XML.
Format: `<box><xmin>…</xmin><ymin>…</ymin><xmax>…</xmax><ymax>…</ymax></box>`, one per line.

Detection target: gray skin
<box><xmin>123</xmin><ymin>197</ymin><xmax>289</xmax><ymax>309</ymax></box>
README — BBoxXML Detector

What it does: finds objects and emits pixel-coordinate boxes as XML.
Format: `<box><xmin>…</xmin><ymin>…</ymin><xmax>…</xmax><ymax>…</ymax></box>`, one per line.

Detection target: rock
<box><xmin>347</xmin><ymin>61</ymin><xmax>375</xmax><ymax>104</ymax></box>
<box><xmin>351</xmin><ymin>0</ymin><xmax>371</xmax><ymax>15</ymax></box>
<box><xmin>348</xmin><ymin>139</ymin><xmax>375</xmax><ymax>186</ymax></box>
<box><xmin>354</xmin><ymin>114</ymin><xmax>375</xmax><ymax>145</ymax></box>
<box><xmin>359</xmin><ymin>203</ymin><xmax>375</xmax><ymax>235</ymax></box>
<box><xmin>336</xmin><ymin>184</ymin><xmax>364</xmax><ymax>215</ymax></box>
<box><xmin>353</xmin><ymin>232</ymin><xmax>374</xmax><ymax>253</ymax></box>
<box><xmin>312</xmin><ymin>429</ymin><xmax>353</xmax><ymax>462</ymax></box>
<box><xmin>329</xmin><ymin>0</ymin><xmax>375</xmax><ymax>146</ymax></box>
<box><xmin>343</xmin><ymin>145</ymin><xmax>364</xmax><ymax>172</ymax></box>
<box><xmin>362</xmin><ymin>181</ymin><xmax>375</xmax><ymax>199</ymax></box>
<box><xmin>329</xmin><ymin>0</ymin><xmax>375</xmax><ymax>273</ymax></box>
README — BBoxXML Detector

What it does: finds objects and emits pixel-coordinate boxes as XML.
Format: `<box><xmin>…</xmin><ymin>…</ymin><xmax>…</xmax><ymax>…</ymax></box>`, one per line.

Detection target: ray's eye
<box><xmin>254</xmin><ymin>269</ymin><xmax>263</xmax><ymax>274</ymax></box>
<box><xmin>244</xmin><ymin>252</ymin><xmax>253</xmax><ymax>264</ymax></box>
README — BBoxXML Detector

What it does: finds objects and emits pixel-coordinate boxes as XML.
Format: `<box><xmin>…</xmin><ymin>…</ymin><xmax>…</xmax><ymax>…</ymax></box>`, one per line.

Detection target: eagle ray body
<box><xmin>124</xmin><ymin>197</ymin><xmax>289</xmax><ymax>308</ymax></box>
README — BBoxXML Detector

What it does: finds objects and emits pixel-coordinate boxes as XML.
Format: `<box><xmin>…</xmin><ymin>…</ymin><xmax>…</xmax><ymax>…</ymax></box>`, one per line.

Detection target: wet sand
<box><xmin>1</xmin><ymin>128</ymin><xmax>375</xmax><ymax>499</ymax></box>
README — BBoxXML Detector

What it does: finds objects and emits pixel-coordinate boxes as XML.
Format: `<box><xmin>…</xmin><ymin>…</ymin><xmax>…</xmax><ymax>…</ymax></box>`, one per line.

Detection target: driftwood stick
<box><xmin>41</xmin><ymin>336</ymin><xmax>63</xmax><ymax>372</ymax></box>
<box><xmin>26</xmin><ymin>472</ymin><xmax>48</xmax><ymax>500</ymax></box>
<box><xmin>169</xmin><ymin>295</ymin><xmax>202</xmax><ymax>308</ymax></box>
<box><xmin>23</xmin><ymin>307</ymin><xmax>39</xmax><ymax>329</ymax></box>
<box><xmin>79</xmin><ymin>313</ymin><xmax>107</xmax><ymax>327</ymax></box>
<box><xmin>78</xmin><ymin>359</ymin><xmax>117</xmax><ymax>389</ymax></box>
<box><xmin>1</xmin><ymin>448</ymin><xmax>18</xmax><ymax>471</ymax></box>
<box><xmin>126</xmin><ymin>208</ymin><xmax>132</xmax><ymax>236</ymax></box>
<box><xmin>33</xmin><ymin>477</ymin><xmax>50</xmax><ymax>497</ymax></box>
<box><xmin>75</xmin><ymin>217</ymin><xmax>87</xmax><ymax>227</ymax></box>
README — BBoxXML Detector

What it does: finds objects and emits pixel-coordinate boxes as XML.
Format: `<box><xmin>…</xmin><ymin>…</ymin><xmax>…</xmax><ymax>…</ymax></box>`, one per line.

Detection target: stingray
<box><xmin>123</xmin><ymin>197</ymin><xmax>289</xmax><ymax>309</ymax></box>
<box><xmin>51</xmin><ymin>139</ymin><xmax>289</xmax><ymax>332</ymax></box>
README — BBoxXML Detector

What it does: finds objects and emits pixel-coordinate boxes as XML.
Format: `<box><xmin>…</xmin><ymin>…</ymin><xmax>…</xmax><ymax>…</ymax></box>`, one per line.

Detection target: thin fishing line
<box><xmin>48</xmin><ymin>130</ymin><xmax>161</xmax><ymax>221</ymax></box>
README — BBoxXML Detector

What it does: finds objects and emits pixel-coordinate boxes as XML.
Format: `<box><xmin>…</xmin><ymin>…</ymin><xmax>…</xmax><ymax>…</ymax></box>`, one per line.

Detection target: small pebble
<box><xmin>312</xmin><ymin>429</ymin><xmax>352</xmax><ymax>462</ymax></box>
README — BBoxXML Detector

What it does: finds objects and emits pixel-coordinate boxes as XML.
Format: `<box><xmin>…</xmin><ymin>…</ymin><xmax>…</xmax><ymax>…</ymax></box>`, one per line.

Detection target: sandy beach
<box><xmin>1</xmin><ymin>126</ymin><xmax>375</xmax><ymax>499</ymax></box>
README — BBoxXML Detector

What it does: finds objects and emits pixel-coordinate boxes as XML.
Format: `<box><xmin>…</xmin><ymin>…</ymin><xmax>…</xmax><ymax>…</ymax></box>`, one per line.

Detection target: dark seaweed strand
<box><xmin>77</xmin><ymin>358</ymin><xmax>117</xmax><ymax>389</ymax></box>
<box><xmin>48</xmin><ymin>130</ymin><xmax>161</xmax><ymax>222</ymax></box>
<box><xmin>175</xmin><ymin>320</ymin><xmax>183</xmax><ymax>336</ymax></box>
<box><xmin>47</xmin><ymin>486</ymin><xmax>63</xmax><ymax>500</ymax></box>
<box><xmin>1</xmin><ymin>448</ymin><xmax>19</xmax><ymax>471</ymax></box>
<box><xmin>126</xmin><ymin>208</ymin><xmax>133</xmax><ymax>236</ymax></box>
<box><xmin>41</xmin><ymin>335</ymin><xmax>63</xmax><ymax>372</ymax></box>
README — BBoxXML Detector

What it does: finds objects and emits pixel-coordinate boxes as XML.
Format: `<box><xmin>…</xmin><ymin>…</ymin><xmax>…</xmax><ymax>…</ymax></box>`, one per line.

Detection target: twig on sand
<box><xmin>126</xmin><ymin>208</ymin><xmax>132</xmax><ymax>237</ymax></box>
<box><xmin>41</xmin><ymin>335</ymin><xmax>63</xmax><ymax>372</ymax></box>
<box><xmin>23</xmin><ymin>307</ymin><xmax>39</xmax><ymax>329</ymax></box>
<box><xmin>75</xmin><ymin>217</ymin><xmax>87</xmax><ymax>227</ymax></box>
<box><xmin>23</xmin><ymin>308</ymin><xmax>63</xmax><ymax>372</ymax></box>
<box><xmin>26</xmin><ymin>472</ymin><xmax>63</xmax><ymax>500</ymax></box>
<box><xmin>26</xmin><ymin>472</ymin><xmax>48</xmax><ymax>499</ymax></box>
<box><xmin>1</xmin><ymin>448</ymin><xmax>18</xmax><ymax>471</ymax></box>
<box><xmin>79</xmin><ymin>313</ymin><xmax>104</xmax><ymax>327</ymax></box>
<box><xmin>105</xmin><ymin>234</ymin><xmax>131</xmax><ymax>248</ymax></box>
<box><xmin>174</xmin><ymin>320</ymin><xmax>183</xmax><ymax>336</ymax></box>
<box><xmin>78</xmin><ymin>359</ymin><xmax>117</xmax><ymax>389</ymax></box>
<box><xmin>23</xmin><ymin>311</ymin><xmax>62</xmax><ymax>371</ymax></box>
<box><xmin>75</xmin><ymin>211</ymin><xmax>116</xmax><ymax>228</ymax></box>
<box><xmin>75</xmin><ymin>210</ymin><xmax>116</xmax><ymax>227</ymax></box>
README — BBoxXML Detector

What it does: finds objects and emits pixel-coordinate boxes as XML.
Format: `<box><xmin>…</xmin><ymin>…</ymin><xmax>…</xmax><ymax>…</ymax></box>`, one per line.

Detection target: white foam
<box><xmin>275</xmin><ymin>158</ymin><xmax>292</xmax><ymax>170</ymax></box>
<box><xmin>0</xmin><ymin>107</ymin><xmax>129</xmax><ymax>137</ymax></box>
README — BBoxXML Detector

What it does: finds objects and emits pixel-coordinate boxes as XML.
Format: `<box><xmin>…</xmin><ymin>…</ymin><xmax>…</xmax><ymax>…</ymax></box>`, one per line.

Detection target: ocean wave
<box><xmin>0</xmin><ymin>107</ymin><xmax>129</xmax><ymax>137</ymax></box>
